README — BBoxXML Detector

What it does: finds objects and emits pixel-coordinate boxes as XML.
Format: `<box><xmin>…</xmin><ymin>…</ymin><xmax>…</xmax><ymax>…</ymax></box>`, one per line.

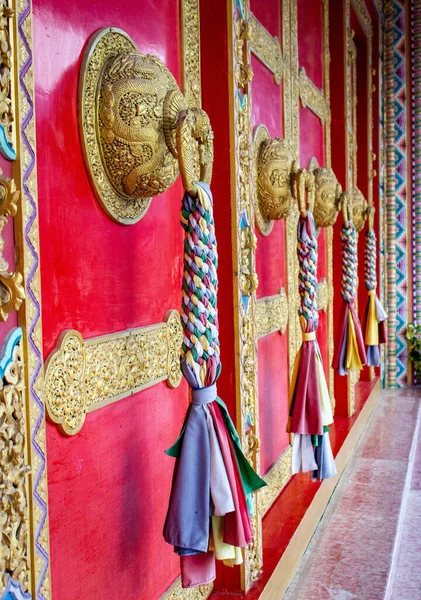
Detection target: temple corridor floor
<box><xmin>283</xmin><ymin>387</ymin><xmax>421</xmax><ymax>600</ymax></box>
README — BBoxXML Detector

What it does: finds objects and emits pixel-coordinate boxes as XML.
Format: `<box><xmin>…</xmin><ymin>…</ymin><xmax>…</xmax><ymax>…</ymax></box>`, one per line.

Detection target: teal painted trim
<box><xmin>0</xmin><ymin>124</ymin><xmax>16</xmax><ymax>161</ymax></box>
<box><xmin>0</xmin><ymin>327</ymin><xmax>22</xmax><ymax>379</ymax></box>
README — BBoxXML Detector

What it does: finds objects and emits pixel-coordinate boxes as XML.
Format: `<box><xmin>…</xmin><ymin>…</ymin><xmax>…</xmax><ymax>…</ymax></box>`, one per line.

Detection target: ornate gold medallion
<box><xmin>79</xmin><ymin>28</ymin><xmax>183</xmax><ymax>224</ymax></box>
<box><xmin>252</xmin><ymin>124</ymin><xmax>296</xmax><ymax>236</ymax></box>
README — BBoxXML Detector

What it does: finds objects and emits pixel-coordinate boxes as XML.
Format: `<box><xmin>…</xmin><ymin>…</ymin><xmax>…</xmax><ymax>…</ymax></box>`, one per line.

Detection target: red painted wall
<box><xmin>33</xmin><ymin>2</ymin><xmax>189</xmax><ymax>598</ymax></box>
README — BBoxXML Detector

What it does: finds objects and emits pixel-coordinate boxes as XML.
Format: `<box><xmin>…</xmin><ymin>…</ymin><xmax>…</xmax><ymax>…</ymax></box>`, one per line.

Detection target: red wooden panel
<box><xmin>298</xmin><ymin>0</ymin><xmax>324</xmax><ymax>89</ymax></box>
<box><xmin>258</xmin><ymin>332</ymin><xmax>290</xmax><ymax>475</ymax></box>
<box><xmin>250</xmin><ymin>0</ymin><xmax>281</xmax><ymax>38</ymax></box>
<box><xmin>33</xmin><ymin>1</ymin><xmax>187</xmax><ymax>598</ymax></box>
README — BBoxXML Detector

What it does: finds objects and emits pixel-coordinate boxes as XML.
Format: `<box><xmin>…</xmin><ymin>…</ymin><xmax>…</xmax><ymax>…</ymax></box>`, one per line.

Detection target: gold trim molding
<box><xmin>317</xmin><ymin>279</ymin><xmax>329</xmax><ymax>312</ymax></box>
<box><xmin>181</xmin><ymin>0</ymin><xmax>201</xmax><ymax>108</ymax></box>
<box><xmin>261</xmin><ymin>446</ymin><xmax>292</xmax><ymax>516</ymax></box>
<box><xmin>0</xmin><ymin>171</ymin><xmax>24</xmax><ymax>319</ymax></box>
<box><xmin>299</xmin><ymin>67</ymin><xmax>330</xmax><ymax>124</ymax></box>
<box><xmin>250</xmin><ymin>13</ymin><xmax>283</xmax><ymax>84</ymax></box>
<box><xmin>44</xmin><ymin>310</ymin><xmax>183</xmax><ymax>435</ymax></box>
<box><xmin>256</xmin><ymin>289</ymin><xmax>288</xmax><ymax>338</ymax></box>
<box><xmin>0</xmin><ymin>329</ymin><xmax>30</xmax><ymax>596</ymax></box>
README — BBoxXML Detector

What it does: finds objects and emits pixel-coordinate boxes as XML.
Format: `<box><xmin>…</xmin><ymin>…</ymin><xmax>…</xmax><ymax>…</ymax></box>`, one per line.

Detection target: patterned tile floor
<box><xmin>284</xmin><ymin>387</ymin><xmax>421</xmax><ymax>600</ymax></box>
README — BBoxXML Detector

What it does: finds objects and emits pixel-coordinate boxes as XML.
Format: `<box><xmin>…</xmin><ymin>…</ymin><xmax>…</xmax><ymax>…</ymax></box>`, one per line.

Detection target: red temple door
<box><xmin>32</xmin><ymin>3</ymin><xmax>203</xmax><ymax>599</ymax></box>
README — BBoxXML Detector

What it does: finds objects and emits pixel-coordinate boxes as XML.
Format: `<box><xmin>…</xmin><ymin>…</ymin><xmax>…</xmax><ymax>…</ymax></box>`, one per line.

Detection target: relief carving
<box><xmin>317</xmin><ymin>279</ymin><xmax>329</xmax><ymax>312</ymax></box>
<box><xmin>312</xmin><ymin>163</ymin><xmax>343</xmax><ymax>228</ymax></box>
<box><xmin>0</xmin><ymin>329</ymin><xmax>30</xmax><ymax>597</ymax></box>
<box><xmin>44</xmin><ymin>311</ymin><xmax>183</xmax><ymax>435</ymax></box>
<box><xmin>299</xmin><ymin>67</ymin><xmax>330</xmax><ymax>124</ymax></box>
<box><xmin>256</xmin><ymin>289</ymin><xmax>288</xmax><ymax>338</ymax></box>
<box><xmin>79</xmin><ymin>28</ymin><xmax>213</xmax><ymax>225</ymax></box>
<box><xmin>0</xmin><ymin>172</ymin><xmax>24</xmax><ymax>321</ymax></box>
<box><xmin>253</xmin><ymin>125</ymin><xmax>297</xmax><ymax>236</ymax></box>
<box><xmin>0</xmin><ymin>0</ymin><xmax>16</xmax><ymax>160</ymax></box>
<box><xmin>351</xmin><ymin>187</ymin><xmax>368</xmax><ymax>232</ymax></box>
<box><xmin>250</xmin><ymin>13</ymin><xmax>283</xmax><ymax>84</ymax></box>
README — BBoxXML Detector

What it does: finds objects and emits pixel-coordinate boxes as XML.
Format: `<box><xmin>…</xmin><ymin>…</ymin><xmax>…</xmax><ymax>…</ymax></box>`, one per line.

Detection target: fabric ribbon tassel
<box><xmin>163</xmin><ymin>183</ymin><xmax>266</xmax><ymax>588</ymax></box>
<box><xmin>332</xmin><ymin>221</ymin><xmax>367</xmax><ymax>375</ymax></box>
<box><xmin>361</xmin><ymin>229</ymin><xmax>387</xmax><ymax>366</ymax></box>
<box><xmin>287</xmin><ymin>210</ymin><xmax>336</xmax><ymax>481</ymax></box>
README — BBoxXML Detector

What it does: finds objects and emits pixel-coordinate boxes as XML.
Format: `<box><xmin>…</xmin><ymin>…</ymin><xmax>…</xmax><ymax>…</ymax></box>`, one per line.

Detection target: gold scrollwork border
<box><xmin>250</xmin><ymin>13</ymin><xmax>283</xmax><ymax>84</ymax></box>
<box><xmin>260</xmin><ymin>445</ymin><xmax>292</xmax><ymax>516</ymax></box>
<box><xmin>229</xmin><ymin>0</ymin><xmax>262</xmax><ymax>590</ymax></box>
<box><xmin>256</xmin><ymin>289</ymin><xmax>288</xmax><ymax>338</ymax></box>
<box><xmin>181</xmin><ymin>0</ymin><xmax>202</xmax><ymax>108</ymax></box>
<box><xmin>44</xmin><ymin>310</ymin><xmax>183</xmax><ymax>436</ymax></box>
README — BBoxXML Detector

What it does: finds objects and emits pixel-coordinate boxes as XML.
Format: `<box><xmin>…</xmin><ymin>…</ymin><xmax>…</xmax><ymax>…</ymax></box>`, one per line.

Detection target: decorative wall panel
<box><xmin>44</xmin><ymin>311</ymin><xmax>183</xmax><ymax>435</ymax></box>
<box><xmin>412</xmin><ymin>0</ymin><xmax>421</xmax><ymax>342</ymax></box>
<box><xmin>392</xmin><ymin>0</ymin><xmax>410</xmax><ymax>386</ymax></box>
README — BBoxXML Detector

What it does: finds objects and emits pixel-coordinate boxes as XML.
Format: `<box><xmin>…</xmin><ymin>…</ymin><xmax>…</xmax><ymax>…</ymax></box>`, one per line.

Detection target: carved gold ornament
<box><xmin>256</xmin><ymin>289</ymin><xmax>288</xmax><ymax>338</ymax></box>
<box><xmin>250</xmin><ymin>13</ymin><xmax>283</xmax><ymax>84</ymax></box>
<box><xmin>299</xmin><ymin>67</ymin><xmax>330</xmax><ymax>124</ymax></box>
<box><xmin>44</xmin><ymin>310</ymin><xmax>183</xmax><ymax>435</ymax></box>
<box><xmin>0</xmin><ymin>329</ymin><xmax>30</xmax><ymax>596</ymax></box>
<box><xmin>309</xmin><ymin>158</ymin><xmax>343</xmax><ymax>228</ymax></box>
<box><xmin>350</xmin><ymin>187</ymin><xmax>368</xmax><ymax>232</ymax></box>
<box><xmin>79</xmin><ymin>28</ymin><xmax>213</xmax><ymax>224</ymax></box>
<box><xmin>253</xmin><ymin>125</ymin><xmax>297</xmax><ymax>236</ymax></box>
<box><xmin>260</xmin><ymin>446</ymin><xmax>292</xmax><ymax>515</ymax></box>
<box><xmin>0</xmin><ymin>171</ymin><xmax>24</xmax><ymax>320</ymax></box>
<box><xmin>0</xmin><ymin>1</ymin><xmax>16</xmax><ymax>160</ymax></box>
<box><xmin>317</xmin><ymin>279</ymin><xmax>329</xmax><ymax>312</ymax></box>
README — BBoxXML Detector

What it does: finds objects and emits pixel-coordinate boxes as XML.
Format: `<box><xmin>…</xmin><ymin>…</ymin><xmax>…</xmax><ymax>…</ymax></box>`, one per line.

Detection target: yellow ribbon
<box><xmin>365</xmin><ymin>293</ymin><xmax>379</xmax><ymax>345</ymax></box>
<box><xmin>303</xmin><ymin>331</ymin><xmax>316</xmax><ymax>341</ymax></box>
<box><xmin>346</xmin><ymin>314</ymin><xmax>363</xmax><ymax>371</ymax></box>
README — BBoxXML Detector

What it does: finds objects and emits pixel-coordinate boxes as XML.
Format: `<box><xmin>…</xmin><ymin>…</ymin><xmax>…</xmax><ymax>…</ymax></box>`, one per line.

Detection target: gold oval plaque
<box><xmin>79</xmin><ymin>28</ymin><xmax>183</xmax><ymax>224</ymax></box>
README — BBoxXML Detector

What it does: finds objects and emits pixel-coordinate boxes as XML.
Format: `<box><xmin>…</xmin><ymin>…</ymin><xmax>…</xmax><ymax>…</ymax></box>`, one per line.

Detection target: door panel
<box><xmin>33</xmin><ymin>2</ymin><xmax>189</xmax><ymax>598</ymax></box>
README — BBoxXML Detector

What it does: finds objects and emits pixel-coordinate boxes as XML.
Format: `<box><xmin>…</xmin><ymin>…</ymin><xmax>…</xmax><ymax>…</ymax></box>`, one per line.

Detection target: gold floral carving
<box><xmin>181</xmin><ymin>0</ymin><xmax>202</xmax><ymax>108</ymax></box>
<box><xmin>229</xmin><ymin>0</ymin><xmax>262</xmax><ymax>589</ymax></box>
<box><xmin>0</xmin><ymin>332</ymin><xmax>30</xmax><ymax>596</ymax></box>
<box><xmin>260</xmin><ymin>446</ymin><xmax>292</xmax><ymax>516</ymax></box>
<box><xmin>0</xmin><ymin>172</ymin><xmax>24</xmax><ymax>320</ymax></box>
<box><xmin>161</xmin><ymin>577</ymin><xmax>213</xmax><ymax>600</ymax></box>
<box><xmin>240</xmin><ymin>222</ymin><xmax>259</xmax><ymax>297</ymax></box>
<box><xmin>250</xmin><ymin>13</ymin><xmax>283</xmax><ymax>84</ymax></box>
<box><xmin>0</xmin><ymin>0</ymin><xmax>14</xmax><ymax>150</ymax></box>
<box><xmin>252</xmin><ymin>124</ymin><xmax>296</xmax><ymax>236</ymax></box>
<box><xmin>44</xmin><ymin>311</ymin><xmax>183</xmax><ymax>436</ymax></box>
<box><xmin>256</xmin><ymin>289</ymin><xmax>288</xmax><ymax>338</ymax></box>
<box><xmin>299</xmin><ymin>67</ymin><xmax>330</xmax><ymax>124</ymax></box>
<box><xmin>317</xmin><ymin>279</ymin><xmax>329</xmax><ymax>312</ymax></box>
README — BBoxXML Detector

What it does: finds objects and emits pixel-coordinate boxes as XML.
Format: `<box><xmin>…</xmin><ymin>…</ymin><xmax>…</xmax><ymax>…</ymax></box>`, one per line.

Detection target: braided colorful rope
<box><xmin>288</xmin><ymin>210</ymin><xmax>336</xmax><ymax>481</ymax></box>
<box><xmin>362</xmin><ymin>229</ymin><xmax>387</xmax><ymax>366</ymax></box>
<box><xmin>164</xmin><ymin>183</ymin><xmax>265</xmax><ymax>589</ymax></box>
<box><xmin>332</xmin><ymin>222</ymin><xmax>366</xmax><ymax>375</ymax></box>
<box><xmin>341</xmin><ymin>223</ymin><xmax>358</xmax><ymax>304</ymax></box>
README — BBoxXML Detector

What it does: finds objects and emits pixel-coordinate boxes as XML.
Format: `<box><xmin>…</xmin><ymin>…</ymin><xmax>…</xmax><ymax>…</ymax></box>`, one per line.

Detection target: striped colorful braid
<box><xmin>361</xmin><ymin>223</ymin><xmax>387</xmax><ymax>366</ymax></box>
<box><xmin>287</xmin><ymin>170</ymin><xmax>336</xmax><ymax>481</ymax></box>
<box><xmin>332</xmin><ymin>198</ymin><xmax>367</xmax><ymax>375</ymax></box>
<box><xmin>163</xmin><ymin>182</ymin><xmax>266</xmax><ymax>589</ymax></box>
